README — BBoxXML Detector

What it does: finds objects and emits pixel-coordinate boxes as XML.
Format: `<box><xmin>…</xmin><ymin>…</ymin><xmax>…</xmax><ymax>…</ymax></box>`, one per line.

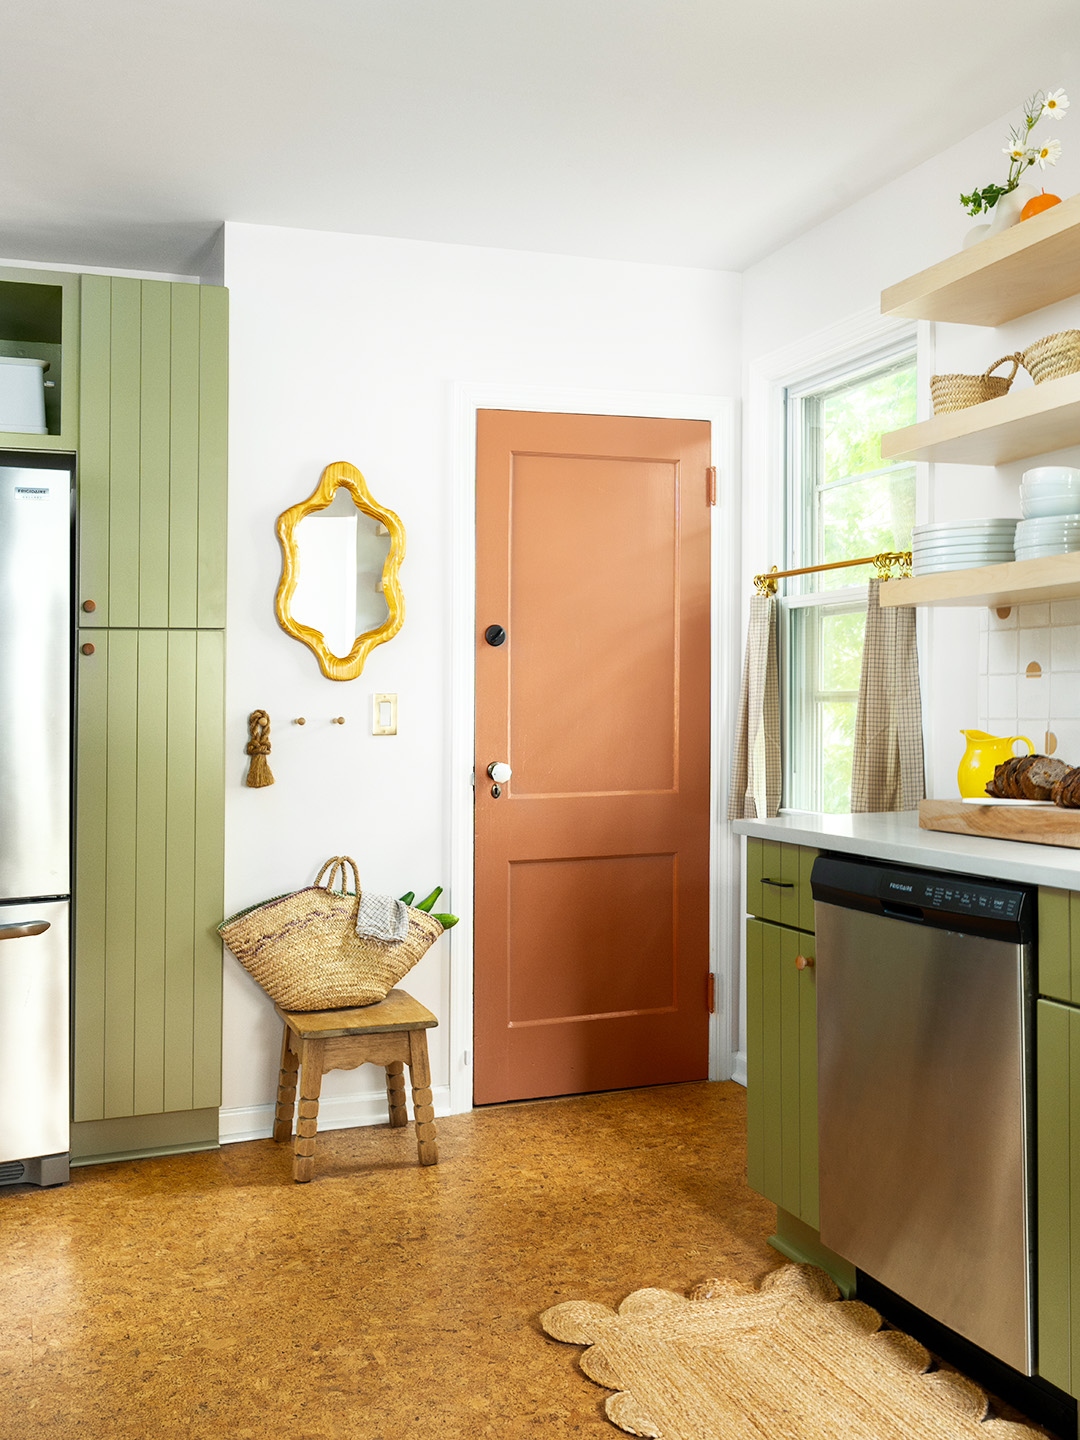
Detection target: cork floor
<box><xmin>0</xmin><ymin>1080</ymin><xmax>782</xmax><ymax>1440</ymax></box>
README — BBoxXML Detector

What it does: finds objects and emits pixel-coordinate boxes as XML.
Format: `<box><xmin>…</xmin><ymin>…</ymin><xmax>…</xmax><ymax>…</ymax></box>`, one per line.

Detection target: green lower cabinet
<box><xmin>746</xmin><ymin>917</ymin><xmax>818</xmax><ymax>1227</ymax></box>
<box><xmin>73</xmin><ymin>627</ymin><xmax>225</xmax><ymax>1155</ymax></box>
<box><xmin>1037</xmin><ymin>997</ymin><xmax>1080</xmax><ymax>1396</ymax></box>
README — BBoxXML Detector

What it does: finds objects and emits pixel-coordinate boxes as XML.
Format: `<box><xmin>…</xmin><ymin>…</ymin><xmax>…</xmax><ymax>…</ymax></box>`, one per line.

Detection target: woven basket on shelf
<box><xmin>929</xmin><ymin>353</ymin><xmax>1021</xmax><ymax>414</ymax></box>
<box><xmin>219</xmin><ymin>856</ymin><xmax>444</xmax><ymax>1011</ymax></box>
<box><xmin>1020</xmin><ymin>330</ymin><xmax>1080</xmax><ymax>385</ymax></box>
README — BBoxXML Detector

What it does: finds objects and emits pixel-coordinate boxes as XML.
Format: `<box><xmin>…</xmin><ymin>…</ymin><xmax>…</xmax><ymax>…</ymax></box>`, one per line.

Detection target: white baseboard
<box><xmin>218</xmin><ymin>1083</ymin><xmax>453</xmax><ymax>1145</ymax></box>
<box><xmin>731</xmin><ymin>1051</ymin><xmax>747</xmax><ymax>1087</ymax></box>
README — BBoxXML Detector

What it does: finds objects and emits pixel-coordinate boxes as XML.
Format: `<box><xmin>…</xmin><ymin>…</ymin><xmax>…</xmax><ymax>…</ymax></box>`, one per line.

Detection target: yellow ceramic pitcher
<box><xmin>957</xmin><ymin>729</ymin><xmax>1035</xmax><ymax>798</ymax></box>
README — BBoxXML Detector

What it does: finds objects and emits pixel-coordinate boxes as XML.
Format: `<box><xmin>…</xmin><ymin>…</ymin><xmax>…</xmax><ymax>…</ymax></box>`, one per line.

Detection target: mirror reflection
<box><xmin>291</xmin><ymin>489</ymin><xmax>392</xmax><ymax>656</ymax></box>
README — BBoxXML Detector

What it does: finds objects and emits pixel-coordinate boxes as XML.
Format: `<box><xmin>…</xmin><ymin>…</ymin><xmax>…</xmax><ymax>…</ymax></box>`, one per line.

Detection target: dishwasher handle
<box><xmin>881</xmin><ymin>901</ymin><xmax>925</xmax><ymax>923</ymax></box>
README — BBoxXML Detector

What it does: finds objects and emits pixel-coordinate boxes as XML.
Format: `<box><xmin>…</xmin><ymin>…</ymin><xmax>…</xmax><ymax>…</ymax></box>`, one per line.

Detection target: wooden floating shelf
<box><xmin>881</xmin><ymin>193</ymin><xmax>1080</xmax><ymax>326</ymax></box>
<box><xmin>880</xmin><ymin>551</ymin><xmax>1080</xmax><ymax>608</ymax></box>
<box><xmin>880</xmin><ymin>371</ymin><xmax>1080</xmax><ymax>466</ymax></box>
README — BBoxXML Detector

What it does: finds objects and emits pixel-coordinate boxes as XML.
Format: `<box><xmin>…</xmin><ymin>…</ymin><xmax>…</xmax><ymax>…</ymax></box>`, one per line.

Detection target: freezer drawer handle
<box><xmin>0</xmin><ymin>922</ymin><xmax>50</xmax><ymax>941</ymax></box>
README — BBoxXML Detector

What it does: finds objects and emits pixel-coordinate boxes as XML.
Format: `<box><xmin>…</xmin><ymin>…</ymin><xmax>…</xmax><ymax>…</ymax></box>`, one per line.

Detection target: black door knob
<box><xmin>484</xmin><ymin>624</ymin><xmax>507</xmax><ymax>647</ymax></box>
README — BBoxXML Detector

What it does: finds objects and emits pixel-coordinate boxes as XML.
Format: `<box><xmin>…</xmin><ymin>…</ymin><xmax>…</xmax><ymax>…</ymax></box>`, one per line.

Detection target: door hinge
<box><xmin>706</xmin><ymin>466</ymin><xmax>717</xmax><ymax>506</ymax></box>
<box><xmin>707</xmin><ymin>972</ymin><xmax>717</xmax><ymax>1014</ymax></box>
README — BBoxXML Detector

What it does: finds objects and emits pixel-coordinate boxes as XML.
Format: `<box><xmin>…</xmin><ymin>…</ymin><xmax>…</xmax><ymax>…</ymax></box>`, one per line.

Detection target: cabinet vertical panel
<box><xmin>760</xmin><ymin>919</ymin><xmax>783</xmax><ymax>1204</ymax></box>
<box><xmin>197</xmin><ymin>287</ymin><xmax>228</xmax><ymax>628</ymax></box>
<box><xmin>745</xmin><ymin>839</ymin><xmax>764</xmax><ymax>921</ymax></box>
<box><xmin>798</xmin><ymin>847</ymin><xmax>817</xmax><ymax>934</ymax></box>
<box><xmin>191</xmin><ymin>630</ymin><xmax>225</xmax><ymax>1109</ymax></box>
<box><xmin>1040</xmin><ymin>889</ymin><xmax>1072</xmax><ymax>1003</ymax></box>
<box><xmin>798</xmin><ymin>935</ymin><xmax>818</xmax><ymax>1229</ymax></box>
<box><xmin>779</xmin><ymin>844</ymin><xmax>800</xmax><ymax>929</ymax></box>
<box><xmin>779</xmin><ymin>928</ymin><xmax>802</xmax><ymax>1215</ymax></box>
<box><xmin>132</xmin><ymin>632</ymin><xmax>169</xmax><ymax>1114</ymax></box>
<box><xmin>1071</xmin><ymin>1010</ymin><xmax>1080</xmax><ymax>1397</ymax></box>
<box><xmin>138</xmin><ymin>283</ymin><xmax>172</xmax><ymax>628</ymax></box>
<box><xmin>1071</xmin><ymin>894</ymin><xmax>1080</xmax><ymax>1008</ymax></box>
<box><xmin>168</xmin><ymin>285</ymin><xmax>201</xmax><ymax>628</ymax></box>
<box><xmin>1038</xmin><ymin>999</ymin><xmax>1073</xmax><ymax>1391</ymax></box>
<box><xmin>745</xmin><ymin>919</ymin><xmax>765</xmax><ymax>1194</ymax></box>
<box><xmin>103</xmin><ymin>631</ymin><xmax>139</xmax><ymax>1117</ymax></box>
<box><xmin>73</xmin><ymin>632</ymin><xmax>110</xmax><ymax>1120</ymax></box>
<box><xmin>107</xmin><ymin>280</ymin><xmax>143</xmax><ymax>628</ymax></box>
<box><xmin>163</xmin><ymin>630</ymin><xmax>198</xmax><ymax>1110</ymax></box>
<box><xmin>79</xmin><ymin>276</ymin><xmax>112</xmax><ymax>626</ymax></box>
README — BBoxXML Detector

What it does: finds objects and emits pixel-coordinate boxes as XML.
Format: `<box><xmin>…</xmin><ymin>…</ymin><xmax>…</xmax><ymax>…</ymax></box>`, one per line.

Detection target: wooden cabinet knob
<box><xmin>82</xmin><ymin>599</ymin><xmax>97</xmax><ymax>613</ymax></box>
<box><xmin>81</xmin><ymin>642</ymin><xmax>96</xmax><ymax>656</ymax></box>
<box><xmin>795</xmin><ymin>953</ymin><xmax>814</xmax><ymax>970</ymax></box>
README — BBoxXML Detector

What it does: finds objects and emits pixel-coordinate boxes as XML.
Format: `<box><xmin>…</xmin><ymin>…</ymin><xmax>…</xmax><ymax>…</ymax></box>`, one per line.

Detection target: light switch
<box><xmin>372</xmin><ymin>692</ymin><xmax>398</xmax><ymax>736</ymax></box>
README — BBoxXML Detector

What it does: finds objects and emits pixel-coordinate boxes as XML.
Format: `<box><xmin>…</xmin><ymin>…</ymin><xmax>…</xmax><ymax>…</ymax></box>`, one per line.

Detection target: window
<box><xmin>783</xmin><ymin>348</ymin><xmax>917</xmax><ymax>813</ymax></box>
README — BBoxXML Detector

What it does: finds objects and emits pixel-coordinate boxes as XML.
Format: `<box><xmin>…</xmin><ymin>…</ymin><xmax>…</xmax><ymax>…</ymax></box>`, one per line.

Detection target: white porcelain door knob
<box><xmin>487</xmin><ymin>762</ymin><xmax>512</xmax><ymax>784</ymax></box>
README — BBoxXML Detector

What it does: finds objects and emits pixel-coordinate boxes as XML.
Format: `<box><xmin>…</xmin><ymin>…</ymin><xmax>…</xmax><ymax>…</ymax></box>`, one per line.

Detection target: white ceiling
<box><xmin>2</xmin><ymin>0</ymin><xmax>1077</xmax><ymax>277</ymax></box>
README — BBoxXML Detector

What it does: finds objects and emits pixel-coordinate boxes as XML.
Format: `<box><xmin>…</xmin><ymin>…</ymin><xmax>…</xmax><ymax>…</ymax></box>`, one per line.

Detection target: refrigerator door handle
<box><xmin>0</xmin><ymin>922</ymin><xmax>51</xmax><ymax>941</ymax></box>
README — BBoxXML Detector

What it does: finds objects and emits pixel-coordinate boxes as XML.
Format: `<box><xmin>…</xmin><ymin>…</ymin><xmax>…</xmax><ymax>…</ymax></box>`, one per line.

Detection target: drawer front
<box><xmin>746</xmin><ymin>838</ymin><xmax>817</xmax><ymax>931</ymax></box>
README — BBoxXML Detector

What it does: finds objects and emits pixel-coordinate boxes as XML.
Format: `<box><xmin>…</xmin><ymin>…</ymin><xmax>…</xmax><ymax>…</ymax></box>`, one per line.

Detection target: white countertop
<box><xmin>732</xmin><ymin>810</ymin><xmax>1080</xmax><ymax>891</ymax></box>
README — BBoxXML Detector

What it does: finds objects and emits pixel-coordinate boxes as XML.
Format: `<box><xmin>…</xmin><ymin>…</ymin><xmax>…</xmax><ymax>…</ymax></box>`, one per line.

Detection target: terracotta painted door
<box><xmin>474</xmin><ymin>410</ymin><xmax>712</xmax><ymax>1104</ymax></box>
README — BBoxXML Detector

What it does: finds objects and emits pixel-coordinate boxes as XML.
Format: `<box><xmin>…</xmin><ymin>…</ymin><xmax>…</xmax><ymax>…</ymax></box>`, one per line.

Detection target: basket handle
<box><xmin>314</xmin><ymin>855</ymin><xmax>362</xmax><ymax>898</ymax></box>
<box><xmin>983</xmin><ymin>353</ymin><xmax>1022</xmax><ymax>383</ymax></box>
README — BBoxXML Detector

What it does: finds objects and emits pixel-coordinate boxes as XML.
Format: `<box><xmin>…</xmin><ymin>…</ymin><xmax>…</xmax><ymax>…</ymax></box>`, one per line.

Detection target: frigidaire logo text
<box><xmin>888</xmin><ymin>882</ymin><xmax>914</xmax><ymax>893</ymax></box>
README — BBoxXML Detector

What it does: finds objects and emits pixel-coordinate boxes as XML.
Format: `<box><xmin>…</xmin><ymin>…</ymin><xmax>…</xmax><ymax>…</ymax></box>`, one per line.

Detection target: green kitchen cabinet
<box><xmin>0</xmin><ymin>266</ymin><xmax>80</xmax><ymax>450</ymax></box>
<box><xmin>1036</xmin><ymin>996</ymin><xmax>1080</xmax><ymax>1396</ymax></box>
<box><xmin>73</xmin><ymin>628</ymin><xmax>225</xmax><ymax>1151</ymax></box>
<box><xmin>78</xmin><ymin>275</ymin><xmax>228</xmax><ymax>630</ymax></box>
<box><xmin>746</xmin><ymin>916</ymin><xmax>819</xmax><ymax>1226</ymax></box>
<box><xmin>745</xmin><ymin>839</ymin><xmax>820</xmax><ymax>1226</ymax></box>
<box><xmin>1039</xmin><ymin>888</ymin><xmax>1080</xmax><ymax>1006</ymax></box>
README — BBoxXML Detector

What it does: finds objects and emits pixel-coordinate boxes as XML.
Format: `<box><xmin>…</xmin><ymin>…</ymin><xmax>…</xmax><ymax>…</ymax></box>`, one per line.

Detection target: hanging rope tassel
<box><xmin>245</xmin><ymin>710</ymin><xmax>275</xmax><ymax>787</ymax></box>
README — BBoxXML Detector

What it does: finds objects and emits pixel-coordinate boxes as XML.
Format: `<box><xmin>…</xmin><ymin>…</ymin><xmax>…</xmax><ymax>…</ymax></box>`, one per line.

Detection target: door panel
<box><xmin>474</xmin><ymin>410</ymin><xmax>711</xmax><ymax>1103</ymax></box>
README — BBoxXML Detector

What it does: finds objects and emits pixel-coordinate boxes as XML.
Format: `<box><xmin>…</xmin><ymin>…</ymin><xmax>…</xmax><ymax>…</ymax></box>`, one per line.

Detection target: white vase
<box><xmin>963</xmin><ymin>185</ymin><xmax>1036</xmax><ymax>247</ymax></box>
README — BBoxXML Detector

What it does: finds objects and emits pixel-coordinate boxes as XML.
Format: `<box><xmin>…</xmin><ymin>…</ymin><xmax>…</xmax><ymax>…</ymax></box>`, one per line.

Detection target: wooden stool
<box><xmin>272</xmin><ymin>987</ymin><xmax>438</xmax><ymax>1182</ymax></box>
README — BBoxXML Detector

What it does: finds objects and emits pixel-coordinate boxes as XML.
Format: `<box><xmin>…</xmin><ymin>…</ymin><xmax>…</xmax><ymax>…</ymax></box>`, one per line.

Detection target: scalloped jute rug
<box><xmin>540</xmin><ymin>1264</ymin><xmax>1041</xmax><ymax>1440</ymax></box>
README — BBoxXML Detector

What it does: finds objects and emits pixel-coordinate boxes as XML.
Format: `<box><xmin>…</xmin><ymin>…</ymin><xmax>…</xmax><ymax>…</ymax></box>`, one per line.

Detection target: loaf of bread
<box><xmin>1052</xmin><ymin>767</ymin><xmax>1080</xmax><ymax>807</ymax></box>
<box><xmin>986</xmin><ymin>755</ymin><xmax>1072</xmax><ymax>800</ymax></box>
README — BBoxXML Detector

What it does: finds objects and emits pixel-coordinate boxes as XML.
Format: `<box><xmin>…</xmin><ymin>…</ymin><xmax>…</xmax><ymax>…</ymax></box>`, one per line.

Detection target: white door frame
<box><xmin>447</xmin><ymin>382</ymin><xmax>740</xmax><ymax>1115</ymax></box>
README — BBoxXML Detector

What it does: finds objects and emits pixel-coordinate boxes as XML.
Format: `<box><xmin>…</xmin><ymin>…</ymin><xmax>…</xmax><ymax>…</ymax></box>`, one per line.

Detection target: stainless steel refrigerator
<box><xmin>0</xmin><ymin>454</ymin><xmax>73</xmax><ymax>1187</ymax></box>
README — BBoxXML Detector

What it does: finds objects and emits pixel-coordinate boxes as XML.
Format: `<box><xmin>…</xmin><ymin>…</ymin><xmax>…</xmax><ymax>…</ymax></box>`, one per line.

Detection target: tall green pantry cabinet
<box><xmin>71</xmin><ymin>275</ymin><xmax>228</xmax><ymax>1161</ymax></box>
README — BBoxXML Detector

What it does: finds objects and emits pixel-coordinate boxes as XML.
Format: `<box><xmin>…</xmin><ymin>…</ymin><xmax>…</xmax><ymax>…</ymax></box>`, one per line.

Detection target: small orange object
<box><xmin>1020</xmin><ymin>190</ymin><xmax>1062</xmax><ymax>221</ymax></box>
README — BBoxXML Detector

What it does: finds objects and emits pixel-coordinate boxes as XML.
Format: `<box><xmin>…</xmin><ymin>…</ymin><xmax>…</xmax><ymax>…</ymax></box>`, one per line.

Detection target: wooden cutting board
<box><xmin>919</xmin><ymin>799</ymin><xmax>1080</xmax><ymax>848</ymax></box>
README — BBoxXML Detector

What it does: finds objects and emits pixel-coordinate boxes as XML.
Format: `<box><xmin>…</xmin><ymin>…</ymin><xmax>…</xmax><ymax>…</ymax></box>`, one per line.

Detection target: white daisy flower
<box><xmin>1044</xmin><ymin>89</ymin><xmax>1070</xmax><ymax>118</ymax></box>
<box><xmin>1003</xmin><ymin>139</ymin><xmax>1030</xmax><ymax>161</ymax></box>
<box><xmin>1035</xmin><ymin>137</ymin><xmax>1063</xmax><ymax>168</ymax></box>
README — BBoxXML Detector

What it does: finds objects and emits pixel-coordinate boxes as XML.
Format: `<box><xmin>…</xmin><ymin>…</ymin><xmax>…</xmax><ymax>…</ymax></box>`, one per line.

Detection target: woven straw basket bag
<box><xmin>1020</xmin><ymin>330</ymin><xmax>1080</xmax><ymax>385</ymax></box>
<box><xmin>929</xmin><ymin>353</ymin><xmax>1021</xmax><ymax>414</ymax></box>
<box><xmin>219</xmin><ymin>856</ymin><xmax>444</xmax><ymax>1011</ymax></box>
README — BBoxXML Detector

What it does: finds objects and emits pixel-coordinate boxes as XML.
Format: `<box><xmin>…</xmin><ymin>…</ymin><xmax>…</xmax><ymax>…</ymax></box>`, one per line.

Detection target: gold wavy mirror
<box><xmin>275</xmin><ymin>461</ymin><xmax>405</xmax><ymax>680</ymax></box>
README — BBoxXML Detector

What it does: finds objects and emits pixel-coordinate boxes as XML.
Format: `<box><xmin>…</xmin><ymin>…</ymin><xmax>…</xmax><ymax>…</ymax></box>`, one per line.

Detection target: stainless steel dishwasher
<box><xmin>812</xmin><ymin>854</ymin><xmax>1035</xmax><ymax>1375</ymax></box>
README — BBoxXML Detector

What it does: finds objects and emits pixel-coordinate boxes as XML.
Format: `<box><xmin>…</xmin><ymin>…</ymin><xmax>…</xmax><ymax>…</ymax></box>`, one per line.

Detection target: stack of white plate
<box><xmin>911</xmin><ymin>518</ymin><xmax>1016</xmax><ymax>575</ymax></box>
<box><xmin>1015</xmin><ymin>515</ymin><xmax>1080</xmax><ymax>560</ymax></box>
<box><xmin>1020</xmin><ymin>466</ymin><xmax>1080</xmax><ymax>521</ymax></box>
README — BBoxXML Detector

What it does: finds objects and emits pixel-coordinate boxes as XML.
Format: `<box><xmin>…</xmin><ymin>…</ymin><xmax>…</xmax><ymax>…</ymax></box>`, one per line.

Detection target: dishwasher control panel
<box><xmin>812</xmin><ymin>854</ymin><xmax>1034</xmax><ymax>942</ymax></box>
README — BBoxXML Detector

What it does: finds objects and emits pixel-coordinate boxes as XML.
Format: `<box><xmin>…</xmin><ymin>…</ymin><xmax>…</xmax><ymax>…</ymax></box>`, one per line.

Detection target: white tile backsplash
<box><xmin>977</xmin><ymin>600</ymin><xmax>1080</xmax><ymax>759</ymax></box>
<box><xmin>988</xmin><ymin>628</ymin><xmax>1018</xmax><ymax>674</ymax></box>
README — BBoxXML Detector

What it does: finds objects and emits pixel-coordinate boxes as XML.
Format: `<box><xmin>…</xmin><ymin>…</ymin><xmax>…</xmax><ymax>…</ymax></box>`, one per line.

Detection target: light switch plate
<box><xmin>372</xmin><ymin>692</ymin><xmax>397</xmax><ymax>735</ymax></box>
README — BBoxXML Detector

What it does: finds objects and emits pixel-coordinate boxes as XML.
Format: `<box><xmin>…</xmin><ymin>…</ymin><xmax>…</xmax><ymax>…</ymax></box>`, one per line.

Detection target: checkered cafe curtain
<box><xmin>728</xmin><ymin>594</ymin><xmax>781</xmax><ymax>820</ymax></box>
<box><xmin>851</xmin><ymin>579</ymin><xmax>925</xmax><ymax>813</ymax></box>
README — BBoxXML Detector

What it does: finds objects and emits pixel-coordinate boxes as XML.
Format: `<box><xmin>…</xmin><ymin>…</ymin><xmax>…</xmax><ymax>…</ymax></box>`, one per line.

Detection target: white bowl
<box><xmin>1021</xmin><ymin>494</ymin><xmax>1080</xmax><ymax>518</ymax></box>
<box><xmin>912</xmin><ymin>540</ymin><xmax>1015</xmax><ymax>554</ymax></box>
<box><xmin>1016</xmin><ymin>542</ymin><xmax>1080</xmax><ymax>559</ymax></box>
<box><xmin>1021</xmin><ymin>466</ymin><xmax>1080</xmax><ymax>487</ymax></box>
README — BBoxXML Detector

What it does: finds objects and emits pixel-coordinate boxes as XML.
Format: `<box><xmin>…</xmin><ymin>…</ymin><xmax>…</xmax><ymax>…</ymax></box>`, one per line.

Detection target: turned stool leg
<box><xmin>293</xmin><ymin>1040</ymin><xmax>325</xmax><ymax>1183</ymax></box>
<box><xmin>385</xmin><ymin>1060</ymin><xmax>408</xmax><ymax>1128</ymax></box>
<box><xmin>273</xmin><ymin>1024</ymin><xmax>300</xmax><ymax>1143</ymax></box>
<box><xmin>408</xmin><ymin>1029</ymin><xmax>438</xmax><ymax>1166</ymax></box>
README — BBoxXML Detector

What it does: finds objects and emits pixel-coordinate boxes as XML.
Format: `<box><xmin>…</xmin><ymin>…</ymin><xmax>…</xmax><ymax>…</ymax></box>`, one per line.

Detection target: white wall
<box><xmin>221</xmin><ymin>222</ymin><xmax>742</xmax><ymax>1139</ymax></box>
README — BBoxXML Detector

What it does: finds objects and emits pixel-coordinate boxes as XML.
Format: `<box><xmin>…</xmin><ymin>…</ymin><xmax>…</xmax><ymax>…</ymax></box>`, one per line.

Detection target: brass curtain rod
<box><xmin>754</xmin><ymin>551</ymin><xmax>912</xmax><ymax>596</ymax></box>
